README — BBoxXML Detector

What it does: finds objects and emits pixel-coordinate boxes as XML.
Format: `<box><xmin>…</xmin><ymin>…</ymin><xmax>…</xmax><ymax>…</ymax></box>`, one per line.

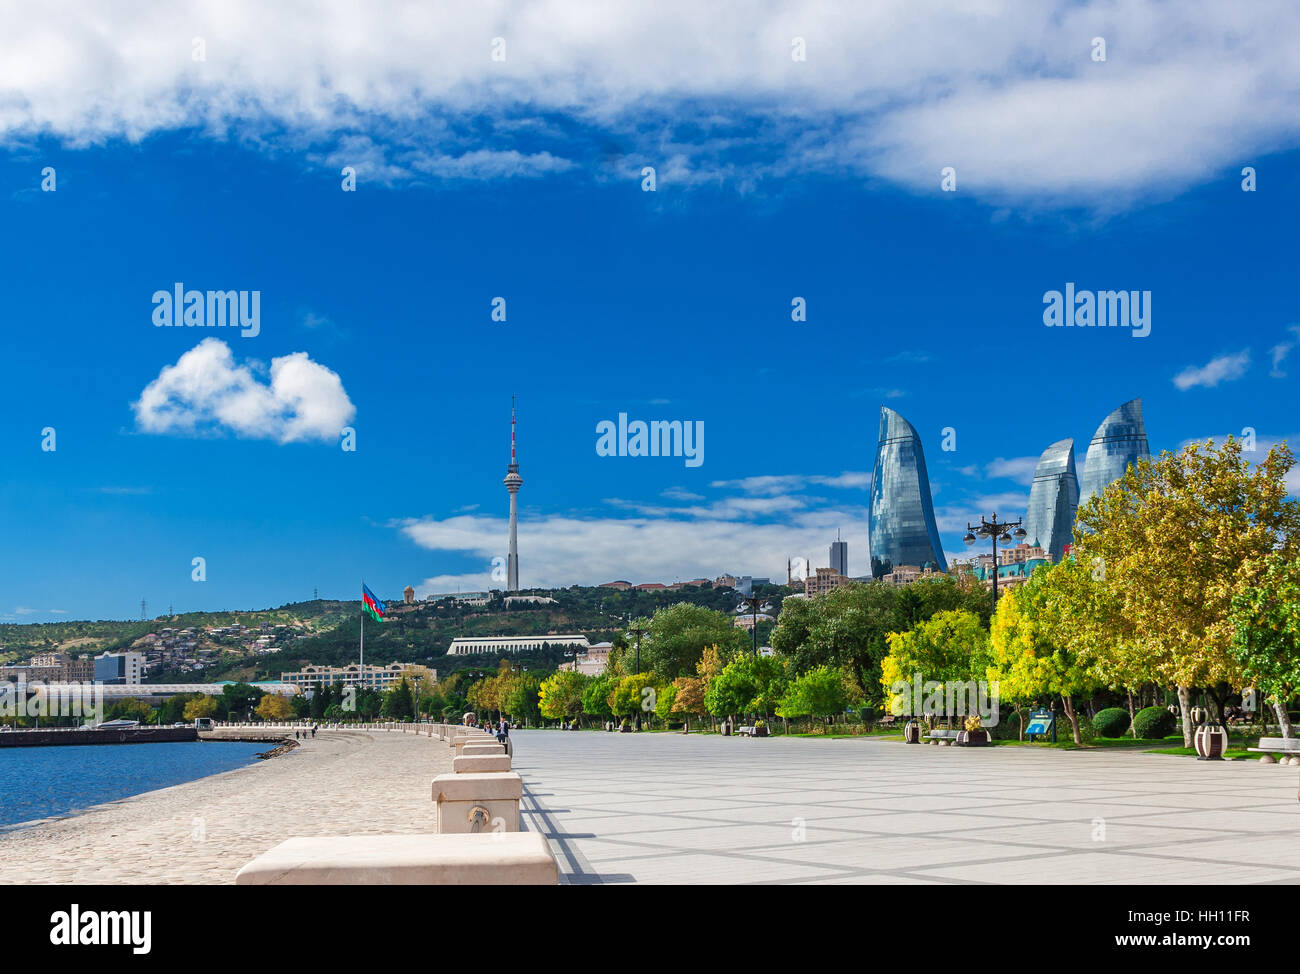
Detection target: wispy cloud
<box><xmin>1172</xmin><ymin>350</ymin><xmax>1251</xmax><ymax>391</ymax></box>
<box><xmin>984</xmin><ymin>456</ymin><xmax>1038</xmax><ymax>486</ymax></box>
<box><xmin>1269</xmin><ymin>325</ymin><xmax>1300</xmax><ymax>378</ymax></box>
<box><xmin>709</xmin><ymin>471</ymin><xmax>871</xmax><ymax>495</ymax></box>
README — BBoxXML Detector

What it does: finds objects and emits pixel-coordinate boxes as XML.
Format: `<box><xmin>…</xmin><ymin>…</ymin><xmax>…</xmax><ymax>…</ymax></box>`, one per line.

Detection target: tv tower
<box><xmin>503</xmin><ymin>396</ymin><xmax>522</xmax><ymax>591</ymax></box>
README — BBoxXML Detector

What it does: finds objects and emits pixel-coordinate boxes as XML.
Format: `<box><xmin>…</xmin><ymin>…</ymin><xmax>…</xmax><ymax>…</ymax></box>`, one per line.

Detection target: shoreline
<box><xmin>0</xmin><ymin>729</ymin><xmax>453</xmax><ymax>884</ymax></box>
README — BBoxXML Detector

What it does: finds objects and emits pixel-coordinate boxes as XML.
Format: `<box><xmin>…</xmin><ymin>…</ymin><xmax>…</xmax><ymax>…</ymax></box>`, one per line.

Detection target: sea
<box><xmin>0</xmin><ymin>741</ymin><xmax>269</xmax><ymax>830</ymax></box>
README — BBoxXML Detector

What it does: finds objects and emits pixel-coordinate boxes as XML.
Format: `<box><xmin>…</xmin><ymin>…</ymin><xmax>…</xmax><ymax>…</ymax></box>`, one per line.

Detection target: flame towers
<box><xmin>869</xmin><ymin>406</ymin><xmax>947</xmax><ymax>578</ymax></box>
<box><xmin>503</xmin><ymin>397</ymin><xmax>522</xmax><ymax>591</ymax></box>
<box><xmin>1079</xmin><ymin>398</ymin><xmax>1151</xmax><ymax>507</ymax></box>
<box><xmin>1024</xmin><ymin>438</ymin><xmax>1079</xmax><ymax>562</ymax></box>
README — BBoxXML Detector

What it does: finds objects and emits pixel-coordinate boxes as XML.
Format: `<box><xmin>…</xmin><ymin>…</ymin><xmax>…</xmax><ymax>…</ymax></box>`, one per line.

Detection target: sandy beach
<box><xmin>0</xmin><ymin>728</ymin><xmax>453</xmax><ymax>884</ymax></box>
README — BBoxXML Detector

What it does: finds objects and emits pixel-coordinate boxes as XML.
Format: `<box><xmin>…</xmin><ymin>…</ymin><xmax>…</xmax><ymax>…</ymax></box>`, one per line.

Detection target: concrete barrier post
<box><xmin>432</xmin><ymin>772</ymin><xmax>523</xmax><ymax>834</ymax></box>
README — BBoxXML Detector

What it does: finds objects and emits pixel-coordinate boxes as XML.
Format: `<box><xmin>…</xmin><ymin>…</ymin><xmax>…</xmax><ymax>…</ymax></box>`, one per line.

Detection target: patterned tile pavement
<box><xmin>512</xmin><ymin>731</ymin><xmax>1300</xmax><ymax>885</ymax></box>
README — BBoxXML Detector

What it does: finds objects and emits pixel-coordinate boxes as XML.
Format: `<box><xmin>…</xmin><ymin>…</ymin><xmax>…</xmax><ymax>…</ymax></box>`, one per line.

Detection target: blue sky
<box><xmin>2</xmin><ymin>1</ymin><xmax>1299</xmax><ymax>622</ymax></box>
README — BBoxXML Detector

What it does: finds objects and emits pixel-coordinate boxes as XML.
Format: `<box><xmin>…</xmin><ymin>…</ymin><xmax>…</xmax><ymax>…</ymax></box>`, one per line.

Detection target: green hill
<box><xmin>0</xmin><ymin>584</ymin><xmax>791</xmax><ymax>682</ymax></box>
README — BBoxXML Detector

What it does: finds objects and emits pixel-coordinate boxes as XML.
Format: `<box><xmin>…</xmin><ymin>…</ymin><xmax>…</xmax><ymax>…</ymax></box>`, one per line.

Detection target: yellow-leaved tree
<box><xmin>1074</xmin><ymin>437</ymin><xmax>1300</xmax><ymax>746</ymax></box>
<box><xmin>988</xmin><ymin>561</ymin><xmax>1102</xmax><ymax>745</ymax></box>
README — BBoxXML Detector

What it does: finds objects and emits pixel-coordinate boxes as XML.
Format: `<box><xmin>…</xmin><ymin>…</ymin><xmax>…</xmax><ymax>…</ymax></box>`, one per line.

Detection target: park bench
<box><xmin>1248</xmin><ymin>737</ymin><xmax>1300</xmax><ymax>764</ymax></box>
<box><xmin>877</xmin><ymin>714</ymin><xmax>897</xmax><ymax>728</ymax></box>
<box><xmin>926</xmin><ymin>729</ymin><xmax>961</xmax><ymax>745</ymax></box>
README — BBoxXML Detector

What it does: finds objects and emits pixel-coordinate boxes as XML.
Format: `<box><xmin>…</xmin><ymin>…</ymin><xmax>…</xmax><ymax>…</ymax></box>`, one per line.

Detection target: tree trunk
<box><xmin>1205</xmin><ymin>683</ymin><xmax>1231</xmax><ymax>725</ymax></box>
<box><xmin>1017</xmin><ymin>709</ymin><xmax>1025</xmax><ymax>742</ymax></box>
<box><xmin>1176</xmin><ymin>686</ymin><xmax>1193</xmax><ymax>747</ymax></box>
<box><xmin>1061</xmin><ymin>695</ymin><xmax>1081</xmax><ymax>745</ymax></box>
<box><xmin>1127</xmin><ymin>689</ymin><xmax>1137</xmax><ymax>739</ymax></box>
<box><xmin>1274</xmin><ymin>698</ymin><xmax>1294</xmax><ymax>739</ymax></box>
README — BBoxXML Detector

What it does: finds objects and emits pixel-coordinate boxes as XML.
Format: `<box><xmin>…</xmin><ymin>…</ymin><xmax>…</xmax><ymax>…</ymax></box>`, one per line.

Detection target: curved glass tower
<box><xmin>1024</xmin><ymin>438</ymin><xmax>1079</xmax><ymax>562</ymax></box>
<box><xmin>869</xmin><ymin>406</ymin><xmax>947</xmax><ymax>578</ymax></box>
<box><xmin>1079</xmin><ymin>398</ymin><xmax>1150</xmax><ymax>507</ymax></box>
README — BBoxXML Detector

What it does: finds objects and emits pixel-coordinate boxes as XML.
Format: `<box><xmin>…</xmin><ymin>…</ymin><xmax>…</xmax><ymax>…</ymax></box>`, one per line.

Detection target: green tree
<box><xmin>382</xmin><ymin>677</ymin><xmax>415</xmax><ymax>719</ymax></box>
<box><xmin>779</xmin><ymin>665</ymin><xmax>848</xmax><ymax>727</ymax></box>
<box><xmin>582</xmin><ymin>675</ymin><xmax>615</xmax><ymax>721</ymax></box>
<box><xmin>504</xmin><ymin>672</ymin><xmax>542</xmax><ymax>725</ymax></box>
<box><xmin>639</xmin><ymin>603</ymin><xmax>749</xmax><ymax>680</ymax></box>
<box><xmin>106</xmin><ymin>697</ymin><xmax>154</xmax><ymax>723</ymax></box>
<box><xmin>1230</xmin><ymin>551</ymin><xmax>1300</xmax><ymax>737</ymax></box>
<box><xmin>705</xmin><ymin>655</ymin><xmax>788</xmax><ymax>723</ymax></box>
<box><xmin>655</xmin><ymin>682</ymin><xmax>678</xmax><ymax>724</ymax></box>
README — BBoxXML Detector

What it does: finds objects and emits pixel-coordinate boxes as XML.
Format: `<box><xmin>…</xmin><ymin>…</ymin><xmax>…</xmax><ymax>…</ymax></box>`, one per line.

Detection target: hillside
<box><xmin>0</xmin><ymin>584</ymin><xmax>791</xmax><ymax>683</ymax></box>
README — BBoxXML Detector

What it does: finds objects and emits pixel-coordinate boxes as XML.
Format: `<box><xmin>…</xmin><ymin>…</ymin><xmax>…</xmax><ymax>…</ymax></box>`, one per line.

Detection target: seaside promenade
<box><xmin>0</xmin><ymin>727</ymin><xmax>452</xmax><ymax>884</ymax></box>
<box><xmin>513</xmin><ymin>731</ymin><xmax>1300</xmax><ymax>884</ymax></box>
<box><xmin>5</xmin><ymin>727</ymin><xmax>1299</xmax><ymax>884</ymax></box>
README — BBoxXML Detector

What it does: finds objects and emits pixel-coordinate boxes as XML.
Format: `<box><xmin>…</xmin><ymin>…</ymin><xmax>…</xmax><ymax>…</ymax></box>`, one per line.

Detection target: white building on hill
<box><xmin>445</xmin><ymin>635</ymin><xmax>590</xmax><ymax>656</ymax></box>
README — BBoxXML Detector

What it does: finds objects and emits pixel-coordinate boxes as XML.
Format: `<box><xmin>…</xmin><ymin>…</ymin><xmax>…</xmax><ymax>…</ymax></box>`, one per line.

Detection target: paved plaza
<box><xmin>513</xmin><ymin>731</ymin><xmax>1300</xmax><ymax>885</ymax></box>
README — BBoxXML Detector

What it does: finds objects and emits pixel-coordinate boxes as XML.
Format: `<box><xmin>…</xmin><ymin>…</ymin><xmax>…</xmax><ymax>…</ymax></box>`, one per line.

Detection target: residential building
<box><xmin>280</xmin><ymin>662</ymin><xmax>431</xmax><ymax>690</ymax></box>
<box><xmin>804</xmin><ymin>567</ymin><xmax>851</xmax><ymax>597</ymax></box>
<box><xmin>880</xmin><ymin>564</ymin><xmax>945</xmax><ymax>586</ymax></box>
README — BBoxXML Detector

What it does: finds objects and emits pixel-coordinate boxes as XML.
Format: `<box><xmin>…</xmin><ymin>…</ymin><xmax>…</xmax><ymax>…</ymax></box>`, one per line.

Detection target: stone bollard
<box><xmin>234</xmin><ymin>832</ymin><xmax>557</xmax><ymax>885</ymax></box>
<box><xmin>460</xmin><ymin>743</ymin><xmax>504</xmax><ymax>759</ymax></box>
<box><xmin>454</xmin><ymin>754</ymin><xmax>511</xmax><ymax>774</ymax></box>
<box><xmin>432</xmin><ymin>772</ymin><xmax>523</xmax><ymax>833</ymax></box>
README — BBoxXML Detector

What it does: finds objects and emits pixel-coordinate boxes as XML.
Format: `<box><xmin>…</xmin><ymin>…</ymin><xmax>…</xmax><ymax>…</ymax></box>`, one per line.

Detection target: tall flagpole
<box><xmin>360</xmin><ymin>582</ymin><xmax>365</xmax><ymax>670</ymax></box>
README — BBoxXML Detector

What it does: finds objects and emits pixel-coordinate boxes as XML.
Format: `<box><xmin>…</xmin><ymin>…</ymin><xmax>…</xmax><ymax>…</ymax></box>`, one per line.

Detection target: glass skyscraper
<box><xmin>1079</xmin><ymin>398</ymin><xmax>1151</xmax><ymax>507</ymax></box>
<box><xmin>1024</xmin><ymin>438</ymin><xmax>1079</xmax><ymax>562</ymax></box>
<box><xmin>869</xmin><ymin>406</ymin><xmax>947</xmax><ymax>578</ymax></box>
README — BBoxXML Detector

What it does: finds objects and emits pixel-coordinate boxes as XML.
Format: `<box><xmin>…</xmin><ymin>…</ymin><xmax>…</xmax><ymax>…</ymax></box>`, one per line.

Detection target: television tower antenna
<box><xmin>503</xmin><ymin>395</ymin><xmax>523</xmax><ymax>592</ymax></box>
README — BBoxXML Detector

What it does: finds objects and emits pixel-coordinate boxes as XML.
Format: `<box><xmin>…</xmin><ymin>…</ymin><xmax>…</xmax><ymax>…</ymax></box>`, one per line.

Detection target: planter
<box><xmin>754</xmin><ymin>725</ymin><xmax>769</xmax><ymax>738</ymax></box>
<box><xmin>956</xmin><ymin>729</ymin><xmax>989</xmax><ymax>747</ymax></box>
<box><xmin>903</xmin><ymin>720</ymin><xmax>922</xmax><ymax>744</ymax></box>
<box><xmin>1194</xmin><ymin>722</ymin><xmax>1227</xmax><ymax>761</ymax></box>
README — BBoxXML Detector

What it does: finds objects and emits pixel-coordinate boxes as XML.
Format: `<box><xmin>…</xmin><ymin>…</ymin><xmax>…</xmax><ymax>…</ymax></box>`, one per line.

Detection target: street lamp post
<box><xmin>963</xmin><ymin>513</ymin><xmax>1027</xmax><ymax>612</ymax></box>
<box><xmin>740</xmin><ymin>595</ymin><xmax>764</xmax><ymax>656</ymax></box>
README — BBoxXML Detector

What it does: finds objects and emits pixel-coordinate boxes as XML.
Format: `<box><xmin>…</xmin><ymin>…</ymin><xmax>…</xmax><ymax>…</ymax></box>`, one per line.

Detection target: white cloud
<box><xmin>1172</xmin><ymin>350</ymin><xmax>1251</xmax><ymax>390</ymax></box>
<box><xmin>984</xmin><ymin>456</ymin><xmax>1038</xmax><ymax>485</ymax></box>
<box><xmin>400</xmin><ymin>508</ymin><xmax>870</xmax><ymax>592</ymax></box>
<box><xmin>1269</xmin><ymin>325</ymin><xmax>1300</xmax><ymax>377</ymax></box>
<box><xmin>133</xmin><ymin>338</ymin><xmax>355</xmax><ymax>443</ymax></box>
<box><xmin>4</xmin><ymin>1</ymin><xmax>1299</xmax><ymax>205</ymax></box>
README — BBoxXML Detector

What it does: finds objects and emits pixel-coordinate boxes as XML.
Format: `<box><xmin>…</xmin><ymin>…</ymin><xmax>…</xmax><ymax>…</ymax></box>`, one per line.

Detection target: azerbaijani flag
<box><xmin>362</xmin><ymin>583</ymin><xmax>386</xmax><ymax>623</ymax></box>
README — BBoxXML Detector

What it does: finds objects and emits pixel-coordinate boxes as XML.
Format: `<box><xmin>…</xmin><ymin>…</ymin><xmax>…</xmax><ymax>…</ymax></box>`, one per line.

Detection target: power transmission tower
<box><xmin>140</xmin><ymin>598</ymin><xmax>147</xmax><ymax>621</ymax></box>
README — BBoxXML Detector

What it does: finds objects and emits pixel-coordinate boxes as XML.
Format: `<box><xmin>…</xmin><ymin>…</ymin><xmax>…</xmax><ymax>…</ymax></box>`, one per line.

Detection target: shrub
<box><xmin>988</xmin><ymin>708</ymin><xmax>1028</xmax><ymax>740</ymax></box>
<box><xmin>1093</xmin><ymin>707</ymin><xmax>1131</xmax><ymax>738</ymax></box>
<box><xmin>1133</xmin><ymin>705</ymin><xmax>1177</xmax><ymax>740</ymax></box>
